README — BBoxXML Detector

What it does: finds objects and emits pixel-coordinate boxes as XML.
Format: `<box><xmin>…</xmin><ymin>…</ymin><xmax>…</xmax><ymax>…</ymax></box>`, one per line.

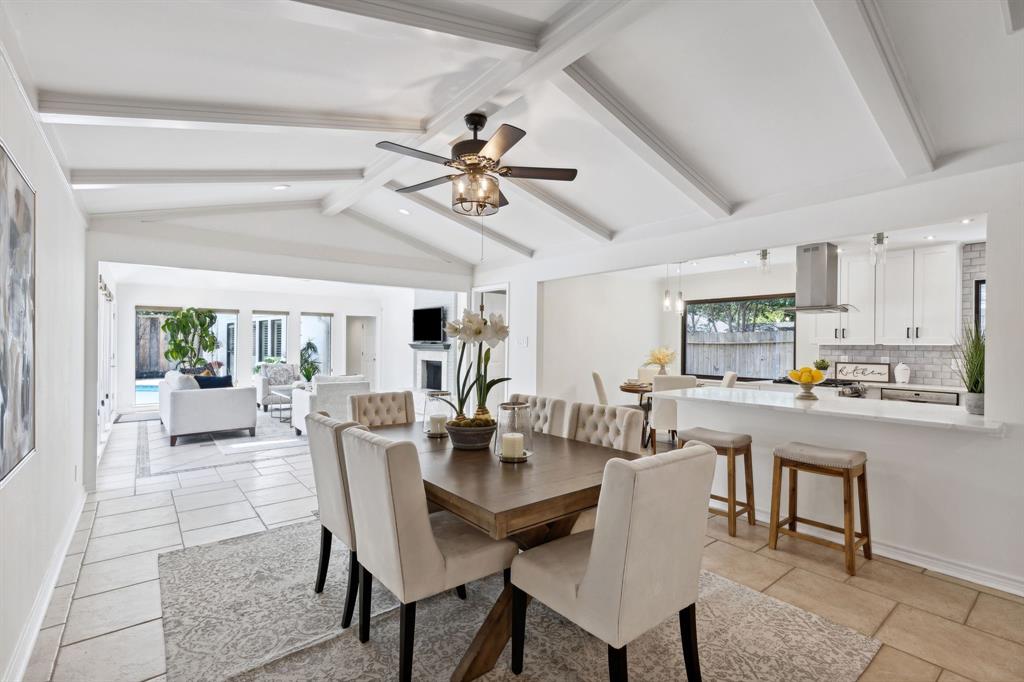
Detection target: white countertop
<box><xmin>742</xmin><ymin>380</ymin><xmax>966</xmax><ymax>393</ymax></box>
<box><xmin>652</xmin><ymin>387</ymin><xmax>1004</xmax><ymax>436</ymax></box>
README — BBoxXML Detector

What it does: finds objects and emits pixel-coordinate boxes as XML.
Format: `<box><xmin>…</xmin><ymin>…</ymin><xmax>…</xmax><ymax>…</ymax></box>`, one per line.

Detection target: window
<box><xmin>252</xmin><ymin>312</ymin><xmax>288</xmax><ymax>367</ymax></box>
<box><xmin>975</xmin><ymin>280</ymin><xmax>986</xmax><ymax>333</ymax></box>
<box><xmin>300</xmin><ymin>313</ymin><xmax>332</xmax><ymax>377</ymax></box>
<box><xmin>682</xmin><ymin>294</ymin><xmax>796</xmax><ymax>380</ymax></box>
<box><xmin>134</xmin><ymin>307</ymin><xmax>177</xmax><ymax>405</ymax></box>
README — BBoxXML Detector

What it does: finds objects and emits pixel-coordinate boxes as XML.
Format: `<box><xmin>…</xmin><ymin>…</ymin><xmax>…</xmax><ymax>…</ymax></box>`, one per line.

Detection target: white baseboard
<box><xmin>708</xmin><ymin>500</ymin><xmax>1024</xmax><ymax>598</ymax></box>
<box><xmin>4</xmin><ymin>490</ymin><xmax>86</xmax><ymax>682</ymax></box>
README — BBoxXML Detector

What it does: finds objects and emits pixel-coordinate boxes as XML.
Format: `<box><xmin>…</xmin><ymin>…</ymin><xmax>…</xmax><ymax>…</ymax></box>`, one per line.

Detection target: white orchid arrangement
<box><xmin>443</xmin><ymin>308</ymin><xmax>511</xmax><ymax>424</ymax></box>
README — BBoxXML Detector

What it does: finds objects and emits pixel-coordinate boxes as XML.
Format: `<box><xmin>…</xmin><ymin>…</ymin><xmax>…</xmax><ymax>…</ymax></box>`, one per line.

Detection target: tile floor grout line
<box><xmin>870</xmin><ymin>601</ymin><xmax>899</xmax><ymax>638</ymax></box>
<box><xmin>962</xmin><ymin>588</ymin><xmax>982</xmax><ymax>625</ymax></box>
<box><xmin>55</xmin><ymin>616</ymin><xmax>165</xmax><ymax>652</ymax></box>
<box><xmin>89</xmin><ymin>514</ymin><xmax>179</xmax><ymax>539</ymax></box>
<box><xmin>758</xmin><ymin>564</ymin><xmax>795</xmax><ymax>593</ymax></box>
<box><xmin>71</xmin><ymin>575</ymin><xmax>165</xmax><ymax>602</ymax></box>
<box><xmin>78</xmin><ymin>543</ymin><xmax>184</xmax><ymax>568</ymax></box>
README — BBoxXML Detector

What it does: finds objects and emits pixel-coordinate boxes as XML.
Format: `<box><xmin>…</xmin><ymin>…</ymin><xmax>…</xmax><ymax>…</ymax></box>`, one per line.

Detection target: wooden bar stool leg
<box><xmin>842</xmin><ymin>469</ymin><xmax>856</xmax><ymax>576</ymax></box>
<box><xmin>768</xmin><ymin>457</ymin><xmax>783</xmax><ymax>549</ymax></box>
<box><xmin>787</xmin><ymin>467</ymin><xmax>798</xmax><ymax>532</ymax></box>
<box><xmin>726</xmin><ymin>448</ymin><xmax>737</xmax><ymax>537</ymax></box>
<box><xmin>743</xmin><ymin>445</ymin><xmax>756</xmax><ymax>525</ymax></box>
<box><xmin>857</xmin><ymin>464</ymin><xmax>872</xmax><ymax>560</ymax></box>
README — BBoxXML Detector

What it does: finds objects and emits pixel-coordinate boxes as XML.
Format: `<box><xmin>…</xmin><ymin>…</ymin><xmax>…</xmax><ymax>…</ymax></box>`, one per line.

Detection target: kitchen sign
<box><xmin>835</xmin><ymin>362</ymin><xmax>891</xmax><ymax>383</ymax></box>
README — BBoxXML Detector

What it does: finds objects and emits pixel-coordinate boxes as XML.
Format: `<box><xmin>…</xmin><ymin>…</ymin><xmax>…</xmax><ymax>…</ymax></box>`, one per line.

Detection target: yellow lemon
<box><xmin>788</xmin><ymin>370</ymin><xmax>802</xmax><ymax>382</ymax></box>
<box><xmin>800</xmin><ymin>371</ymin><xmax>813</xmax><ymax>383</ymax></box>
<box><xmin>811</xmin><ymin>369</ymin><xmax>824</xmax><ymax>382</ymax></box>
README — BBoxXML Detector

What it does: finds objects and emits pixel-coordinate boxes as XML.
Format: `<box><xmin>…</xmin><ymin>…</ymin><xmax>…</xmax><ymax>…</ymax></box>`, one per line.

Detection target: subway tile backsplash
<box><xmin>817</xmin><ymin>345</ymin><xmax>960</xmax><ymax>387</ymax></box>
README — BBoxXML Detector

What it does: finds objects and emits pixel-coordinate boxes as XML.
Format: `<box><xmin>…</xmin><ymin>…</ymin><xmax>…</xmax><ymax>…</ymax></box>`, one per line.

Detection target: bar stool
<box><xmin>768</xmin><ymin>442</ymin><xmax>872</xmax><ymax>576</ymax></box>
<box><xmin>677</xmin><ymin>427</ymin><xmax>754</xmax><ymax>537</ymax></box>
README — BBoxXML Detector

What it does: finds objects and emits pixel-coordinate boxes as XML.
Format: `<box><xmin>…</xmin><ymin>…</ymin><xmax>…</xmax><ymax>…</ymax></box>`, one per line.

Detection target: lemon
<box><xmin>811</xmin><ymin>369</ymin><xmax>824</xmax><ymax>382</ymax></box>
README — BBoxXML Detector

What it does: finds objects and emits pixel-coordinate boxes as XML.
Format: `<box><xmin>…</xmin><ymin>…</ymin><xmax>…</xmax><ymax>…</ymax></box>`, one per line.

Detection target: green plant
<box><xmin>813</xmin><ymin>358</ymin><xmax>830</xmax><ymax>371</ymax></box>
<box><xmin>439</xmin><ymin>309</ymin><xmax>511</xmax><ymax>425</ymax></box>
<box><xmin>161</xmin><ymin>308</ymin><xmax>218</xmax><ymax>371</ymax></box>
<box><xmin>253</xmin><ymin>356</ymin><xmax>283</xmax><ymax>374</ymax></box>
<box><xmin>299</xmin><ymin>340</ymin><xmax>321</xmax><ymax>382</ymax></box>
<box><xmin>955</xmin><ymin>324</ymin><xmax>985</xmax><ymax>393</ymax></box>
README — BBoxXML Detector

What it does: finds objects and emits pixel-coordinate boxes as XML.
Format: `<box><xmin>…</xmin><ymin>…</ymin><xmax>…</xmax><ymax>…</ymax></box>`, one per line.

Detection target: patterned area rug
<box><xmin>160</xmin><ymin>521</ymin><xmax>880</xmax><ymax>682</ymax></box>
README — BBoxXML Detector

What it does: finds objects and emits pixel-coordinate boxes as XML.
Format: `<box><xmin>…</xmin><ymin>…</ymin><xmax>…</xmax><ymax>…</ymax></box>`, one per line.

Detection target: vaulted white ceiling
<box><xmin>3</xmin><ymin>0</ymin><xmax>1021</xmax><ymax>272</ymax></box>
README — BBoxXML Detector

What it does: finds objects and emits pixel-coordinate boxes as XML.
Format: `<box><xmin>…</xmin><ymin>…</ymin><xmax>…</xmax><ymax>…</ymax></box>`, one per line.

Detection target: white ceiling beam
<box><xmin>346</xmin><ymin>209</ymin><xmax>474</xmax><ymax>267</ymax></box>
<box><xmin>813</xmin><ymin>0</ymin><xmax>934</xmax><ymax>177</ymax></box>
<box><xmin>70</xmin><ymin>168</ymin><xmax>363</xmax><ymax>185</ymax></box>
<box><xmin>320</xmin><ymin>0</ymin><xmax>652</xmax><ymax>216</ymax></box>
<box><xmin>385</xmin><ymin>181</ymin><xmax>534</xmax><ymax>258</ymax></box>
<box><xmin>1002</xmin><ymin>0</ymin><xmax>1024</xmax><ymax>33</ymax></box>
<box><xmin>88</xmin><ymin>200</ymin><xmax>323</xmax><ymax>221</ymax></box>
<box><xmin>37</xmin><ymin>91</ymin><xmax>424</xmax><ymax>134</ymax></box>
<box><xmin>554</xmin><ymin>64</ymin><xmax>732</xmax><ymax>219</ymax></box>
<box><xmin>287</xmin><ymin>0</ymin><xmax>539</xmax><ymax>51</ymax></box>
<box><xmin>503</xmin><ymin>178</ymin><xmax>613</xmax><ymax>242</ymax></box>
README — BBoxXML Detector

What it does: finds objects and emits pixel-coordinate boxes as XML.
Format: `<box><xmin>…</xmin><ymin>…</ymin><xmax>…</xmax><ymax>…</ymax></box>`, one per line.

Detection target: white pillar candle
<box><xmin>429</xmin><ymin>414</ymin><xmax>447</xmax><ymax>434</ymax></box>
<box><xmin>501</xmin><ymin>432</ymin><xmax>525</xmax><ymax>459</ymax></box>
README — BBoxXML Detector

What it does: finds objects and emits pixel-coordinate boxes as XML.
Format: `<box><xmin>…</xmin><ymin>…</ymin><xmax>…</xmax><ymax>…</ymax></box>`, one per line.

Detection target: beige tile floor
<box><xmin>23</xmin><ymin>422</ymin><xmax>1024</xmax><ymax>681</ymax></box>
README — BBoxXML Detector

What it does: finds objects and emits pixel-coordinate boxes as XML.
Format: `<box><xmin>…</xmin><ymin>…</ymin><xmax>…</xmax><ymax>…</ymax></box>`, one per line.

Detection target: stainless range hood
<box><xmin>785</xmin><ymin>242</ymin><xmax>856</xmax><ymax>314</ymax></box>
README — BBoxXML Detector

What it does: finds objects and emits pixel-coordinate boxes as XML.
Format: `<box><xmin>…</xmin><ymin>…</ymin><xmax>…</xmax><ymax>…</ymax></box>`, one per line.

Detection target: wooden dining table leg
<box><xmin>450</xmin><ymin>516</ymin><xmax>578</xmax><ymax>681</ymax></box>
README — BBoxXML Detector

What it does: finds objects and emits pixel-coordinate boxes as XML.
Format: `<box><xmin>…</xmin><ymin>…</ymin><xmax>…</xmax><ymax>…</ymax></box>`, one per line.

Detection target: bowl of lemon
<box><xmin>787</xmin><ymin>366</ymin><xmax>827</xmax><ymax>401</ymax></box>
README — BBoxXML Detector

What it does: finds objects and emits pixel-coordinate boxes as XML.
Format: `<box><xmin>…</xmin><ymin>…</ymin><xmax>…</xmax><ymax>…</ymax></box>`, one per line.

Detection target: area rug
<box><xmin>160</xmin><ymin>521</ymin><xmax>880</xmax><ymax>682</ymax></box>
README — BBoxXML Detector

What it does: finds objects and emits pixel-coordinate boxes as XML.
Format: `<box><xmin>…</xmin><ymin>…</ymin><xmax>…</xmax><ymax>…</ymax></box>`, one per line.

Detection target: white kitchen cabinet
<box><xmin>874</xmin><ymin>244</ymin><xmax>959</xmax><ymax>346</ymax></box>
<box><xmin>810</xmin><ymin>310</ymin><xmax>841</xmax><ymax>344</ymax></box>
<box><xmin>875</xmin><ymin>249</ymin><xmax>916</xmax><ymax>344</ymax></box>
<box><xmin>913</xmin><ymin>244</ymin><xmax>959</xmax><ymax>344</ymax></box>
<box><xmin>839</xmin><ymin>254</ymin><xmax>876</xmax><ymax>344</ymax></box>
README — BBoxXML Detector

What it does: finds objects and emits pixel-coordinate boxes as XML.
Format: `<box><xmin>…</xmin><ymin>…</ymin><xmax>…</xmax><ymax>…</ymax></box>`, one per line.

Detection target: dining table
<box><xmin>368</xmin><ymin>421</ymin><xmax>643</xmax><ymax>681</ymax></box>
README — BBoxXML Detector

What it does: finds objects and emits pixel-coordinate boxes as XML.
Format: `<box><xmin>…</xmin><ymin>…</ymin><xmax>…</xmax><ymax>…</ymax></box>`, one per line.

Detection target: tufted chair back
<box><xmin>349</xmin><ymin>390</ymin><xmax>416</xmax><ymax>427</ymax></box>
<box><xmin>509</xmin><ymin>393</ymin><xmax>568</xmax><ymax>437</ymax></box>
<box><xmin>721</xmin><ymin>371</ymin><xmax>738</xmax><ymax>388</ymax></box>
<box><xmin>567</xmin><ymin>403</ymin><xmax>644</xmax><ymax>455</ymax></box>
<box><xmin>305</xmin><ymin>412</ymin><xmax>366</xmax><ymax>549</ymax></box>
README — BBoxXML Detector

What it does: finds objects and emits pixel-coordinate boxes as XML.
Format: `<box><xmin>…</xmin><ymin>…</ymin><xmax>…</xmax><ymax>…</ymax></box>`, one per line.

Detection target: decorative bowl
<box><xmin>787</xmin><ymin>367</ymin><xmax>828</xmax><ymax>401</ymax></box>
<box><xmin>445</xmin><ymin>423</ymin><xmax>497</xmax><ymax>450</ymax></box>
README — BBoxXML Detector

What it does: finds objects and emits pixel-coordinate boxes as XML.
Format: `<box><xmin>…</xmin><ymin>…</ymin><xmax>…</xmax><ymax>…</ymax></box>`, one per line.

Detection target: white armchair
<box><xmin>510</xmin><ymin>442</ymin><xmax>717</xmax><ymax>680</ymax></box>
<box><xmin>254</xmin><ymin>363</ymin><xmax>300</xmax><ymax>411</ymax></box>
<box><xmin>158</xmin><ymin>377</ymin><xmax>257</xmax><ymax>446</ymax></box>
<box><xmin>292</xmin><ymin>379</ymin><xmax>371</xmax><ymax>435</ymax></box>
<box><xmin>650</xmin><ymin>374</ymin><xmax>698</xmax><ymax>453</ymax></box>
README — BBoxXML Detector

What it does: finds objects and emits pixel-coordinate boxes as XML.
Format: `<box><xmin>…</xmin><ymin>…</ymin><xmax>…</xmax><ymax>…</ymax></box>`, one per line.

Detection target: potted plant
<box><xmin>161</xmin><ymin>308</ymin><xmax>219</xmax><ymax>374</ymax></box>
<box><xmin>299</xmin><ymin>340</ymin><xmax>321</xmax><ymax>382</ymax></box>
<box><xmin>814</xmin><ymin>358</ymin><xmax>831</xmax><ymax>379</ymax></box>
<box><xmin>439</xmin><ymin>308</ymin><xmax>510</xmax><ymax>449</ymax></box>
<box><xmin>643</xmin><ymin>347</ymin><xmax>677</xmax><ymax>375</ymax></box>
<box><xmin>955</xmin><ymin>324</ymin><xmax>985</xmax><ymax>415</ymax></box>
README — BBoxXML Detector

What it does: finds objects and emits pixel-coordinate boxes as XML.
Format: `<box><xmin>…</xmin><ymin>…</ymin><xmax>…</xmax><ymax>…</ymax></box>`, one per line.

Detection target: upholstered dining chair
<box><xmin>342</xmin><ymin>428</ymin><xmax>518</xmax><ymax>682</ymax></box>
<box><xmin>348</xmin><ymin>390</ymin><xmax>415</xmax><ymax>427</ymax></box>
<box><xmin>566</xmin><ymin>403</ymin><xmax>645</xmax><ymax>533</ymax></box>
<box><xmin>592</xmin><ymin>371</ymin><xmax>610</xmax><ymax>405</ymax></box>
<box><xmin>510</xmin><ymin>442</ymin><xmax>717</xmax><ymax>681</ymax></box>
<box><xmin>650</xmin><ymin>374</ymin><xmax>698</xmax><ymax>453</ymax></box>
<box><xmin>721</xmin><ymin>371</ymin><xmax>738</xmax><ymax>388</ymax></box>
<box><xmin>305</xmin><ymin>412</ymin><xmax>366</xmax><ymax>629</ymax></box>
<box><xmin>509</xmin><ymin>393</ymin><xmax>568</xmax><ymax>437</ymax></box>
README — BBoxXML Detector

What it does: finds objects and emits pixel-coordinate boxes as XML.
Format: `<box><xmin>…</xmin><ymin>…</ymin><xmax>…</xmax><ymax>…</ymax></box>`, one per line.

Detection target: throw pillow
<box><xmin>195</xmin><ymin>375</ymin><xmax>233</xmax><ymax>389</ymax></box>
<box><xmin>264</xmin><ymin>364</ymin><xmax>295</xmax><ymax>387</ymax></box>
<box><xmin>172</xmin><ymin>374</ymin><xmax>200</xmax><ymax>391</ymax></box>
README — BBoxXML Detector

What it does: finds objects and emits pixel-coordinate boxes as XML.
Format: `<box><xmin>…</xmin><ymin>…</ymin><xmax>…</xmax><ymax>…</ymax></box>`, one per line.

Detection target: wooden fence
<box><xmin>685</xmin><ymin>330</ymin><xmax>794</xmax><ymax>378</ymax></box>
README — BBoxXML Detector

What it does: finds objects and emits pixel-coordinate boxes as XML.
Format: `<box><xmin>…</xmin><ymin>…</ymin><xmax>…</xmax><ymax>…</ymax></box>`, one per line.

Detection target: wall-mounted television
<box><xmin>412</xmin><ymin>307</ymin><xmax>446</xmax><ymax>343</ymax></box>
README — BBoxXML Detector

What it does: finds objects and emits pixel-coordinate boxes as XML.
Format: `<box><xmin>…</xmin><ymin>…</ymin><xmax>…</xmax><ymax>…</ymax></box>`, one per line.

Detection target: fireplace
<box><xmin>422</xmin><ymin>360</ymin><xmax>442</xmax><ymax>390</ymax></box>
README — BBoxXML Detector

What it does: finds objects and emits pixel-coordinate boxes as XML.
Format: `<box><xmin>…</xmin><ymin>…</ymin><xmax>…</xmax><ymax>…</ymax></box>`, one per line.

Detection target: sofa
<box><xmin>159</xmin><ymin>371</ymin><xmax>258</xmax><ymax>446</ymax></box>
<box><xmin>291</xmin><ymin>375</ymin><xmax>370</xmax><ymax>435</ymax></box>
<box><xmin>254</xmin><ymin>363</ymin><xmax>301</xmax><ymax>411</ymax></box>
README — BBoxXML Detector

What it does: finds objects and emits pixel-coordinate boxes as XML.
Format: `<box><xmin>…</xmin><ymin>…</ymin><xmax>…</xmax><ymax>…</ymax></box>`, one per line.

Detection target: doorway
<box><xmin>346</xmin><ymin>316</ymin><xmax>377</xmax><ymax>388</ymax></box>
<box><xmin>472</xmin><ymin>284</ymin><xmax>509</xmax><ymax>414</ymax></box>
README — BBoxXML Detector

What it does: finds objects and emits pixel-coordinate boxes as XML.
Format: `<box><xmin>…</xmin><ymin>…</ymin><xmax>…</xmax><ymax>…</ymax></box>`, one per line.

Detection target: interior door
<box><xmin>875</xmin><ymin>249</ymin><xmax>915</xmax><ymax>345</ymax></box>
<box><xmin>346</xmin><ymin>316</ymin><xmax>377</xmax><ymax>389</ymax></box>
<box><xmin>913</xmin><ymin>244</ymin><xmax>958</xmax><ymax>345</ymax></box>
<box><xmin>840</xmin><ymin>254</ymin><xmax>875</xmax><ymax>345</ymax></box>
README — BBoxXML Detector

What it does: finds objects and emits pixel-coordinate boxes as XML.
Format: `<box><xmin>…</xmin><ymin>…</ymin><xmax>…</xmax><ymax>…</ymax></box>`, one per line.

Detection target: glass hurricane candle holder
<box><xmin>423</xmin><ymin>391</ymin><xmax>453</xmax><ymax>438</ymax></box>
<box><xmin>495</xmin><ymin>401</ymin><xmax>533</xmax><ymax>463</ymax></box>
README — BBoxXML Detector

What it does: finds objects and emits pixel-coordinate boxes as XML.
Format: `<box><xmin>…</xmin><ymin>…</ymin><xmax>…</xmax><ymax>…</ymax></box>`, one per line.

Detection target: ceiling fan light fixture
<box><xmin>452</xmin><ymin>172</ymin><xmax>500</xmax><ymax>217</ymax></box>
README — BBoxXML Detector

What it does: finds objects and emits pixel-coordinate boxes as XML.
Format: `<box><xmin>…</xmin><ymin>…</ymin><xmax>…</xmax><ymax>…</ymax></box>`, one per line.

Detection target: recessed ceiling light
<box><xmin>398</xmin><ymin>208</ymin><xmax>410</xmax><ymax>216</ymax></box>
<box><xmin>925</xmin><ymin>235</ymin><xmax>935</xmax><ymax>240</ymax></box>
<box><xmin>961</xmin><ymin>217</ymin><xmax>973</xmax><ymax>224</ymax></box>
<box><xmin>272</xmin><ymin>184</ymin><xmax>290</xmax><ymax>191</ymax></box>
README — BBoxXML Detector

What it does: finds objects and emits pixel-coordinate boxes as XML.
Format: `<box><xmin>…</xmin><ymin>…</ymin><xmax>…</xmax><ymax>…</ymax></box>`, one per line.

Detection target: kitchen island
<box><xmin>653</xmin><ymin>387</ymin><xmax>1021</xmax><ymax>596</ymax></box>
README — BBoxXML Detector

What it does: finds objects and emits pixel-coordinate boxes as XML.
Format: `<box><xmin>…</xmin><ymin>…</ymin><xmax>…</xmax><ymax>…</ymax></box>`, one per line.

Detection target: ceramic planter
<box><xmin>445</xmin><ymin>423</ymin><xmax>497</xmax><ymax>450</ymax></box>
<box><xmin>964</xmin><ymin>392</ymin><xmax>985</xmax><ymax>415</ymax></box>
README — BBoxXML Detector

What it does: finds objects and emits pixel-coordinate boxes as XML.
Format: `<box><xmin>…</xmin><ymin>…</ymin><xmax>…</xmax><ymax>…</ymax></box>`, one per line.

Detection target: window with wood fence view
<box><xmin>683</xmin><ymin>295</ymin><xmax>796</xmax><ymax>380</ymax></box>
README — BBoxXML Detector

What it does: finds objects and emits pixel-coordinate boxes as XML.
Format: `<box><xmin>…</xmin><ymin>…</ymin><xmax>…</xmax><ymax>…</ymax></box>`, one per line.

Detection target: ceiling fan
<box><xmin>376</xmin><ymin>112</ymin><xmax>577</xmax><ymax>217</ymax></box>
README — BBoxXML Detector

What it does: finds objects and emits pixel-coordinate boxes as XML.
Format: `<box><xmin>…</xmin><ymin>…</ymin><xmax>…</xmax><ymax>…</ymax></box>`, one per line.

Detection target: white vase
<box><xmin>894</xmin><ymin>363</ymin><xmax>910</xmax><ymax>384</ymax></box>
<box><xmin>964</xmin><ymin>392</ymin><xmax>984</xmax><ymax>415</ymax></box>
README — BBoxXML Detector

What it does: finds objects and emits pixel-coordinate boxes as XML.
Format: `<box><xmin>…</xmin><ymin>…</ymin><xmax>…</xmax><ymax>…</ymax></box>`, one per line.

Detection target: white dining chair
<box><xmin>509</xmin><ymin>393</ymin><xmax>568</xmax><ymax>437</ymax></box>
<box><xmin>341</xmin><ymin>428</ymin><xmax>518</xmax><ymax>682</ymax></box>
<box><xmin>348</xmin><ymin>390</ymin><xmax>415</xmax><ymax>427</ymax></box>
<box><xmin>721</xmin><ymin>371</ymin><xmax>738</xmax><ymax>388</ymax></box>
<box><xmin>510</xmin><ymin>442</ymin><xmax>717</xmax><ymax>681</ymax></box>
<box><xmin>566</xmin><ymin>403</ymin><xmax>645</xmax><ymax>534</ymax></box>
<box><xmin>305</xmin><ymin>412</ymin><xmax>366</xmax><ymax>628</ymax></box>
<box><xmin>592</xmin><ymin>371</ymin><xmax>610</xmax><ymax>405</ymax></box>
<box><xmin>650</xmin><ymin>374</ymin><xmax>698</xmax><ymax>453</ymax></box>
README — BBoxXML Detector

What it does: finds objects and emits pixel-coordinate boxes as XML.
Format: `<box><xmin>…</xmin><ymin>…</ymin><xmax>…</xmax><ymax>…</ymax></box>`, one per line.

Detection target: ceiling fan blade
<box><xmin>394</xmin><ymin>175</ymin><xmax>461</xmax><ymax>193</ymax></box>
<box><xmin>498</xmin><ymin>191</ymin><xmax>509</xmax><ymax>207</ymax></box>
<box><xmin>376</xmin><ymin>141</ymin><xmax>451</xmax><ymax>166</ymax></box>
<box><xmin>479</xmin><ymin>124</ymin><xmax>526</xmax><ymax>161</ymax></box>
<box><xmin>500</xmin><ymin>166</ymin><xmax>578</xmax><ymax>181</ymax></box>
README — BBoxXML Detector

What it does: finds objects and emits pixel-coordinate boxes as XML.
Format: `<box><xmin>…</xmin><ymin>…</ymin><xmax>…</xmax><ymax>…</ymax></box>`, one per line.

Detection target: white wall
<box><xmin>0</xmin><ymin>34</ymin><xmax>87</xmax><ymax>680</ymax></box>
<box><xmin>111</xmin><ymin>281</ymin><xmax>419</xmax><ymax>411</ymax></box>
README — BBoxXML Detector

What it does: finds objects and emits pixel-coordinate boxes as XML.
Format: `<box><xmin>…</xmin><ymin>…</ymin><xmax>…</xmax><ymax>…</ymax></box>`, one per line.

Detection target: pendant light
<box><xmin>674</xmin><ymin>262</ymin><xmax>685</xmax><ymax>313</ymax></box>
<box><xmin>870</xmin><ymin>232</ymin><xmax>887</xmax><ymax>265</ymax></box>
<box><xmin>758</xmin><ymin>248</ymin><xmax>771</xmax><ymax>273</ymax></box>
<box><xmin>662</xmin><ymin>263</ymin><xmax>672</xmax><ymax>312</ymax></box>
